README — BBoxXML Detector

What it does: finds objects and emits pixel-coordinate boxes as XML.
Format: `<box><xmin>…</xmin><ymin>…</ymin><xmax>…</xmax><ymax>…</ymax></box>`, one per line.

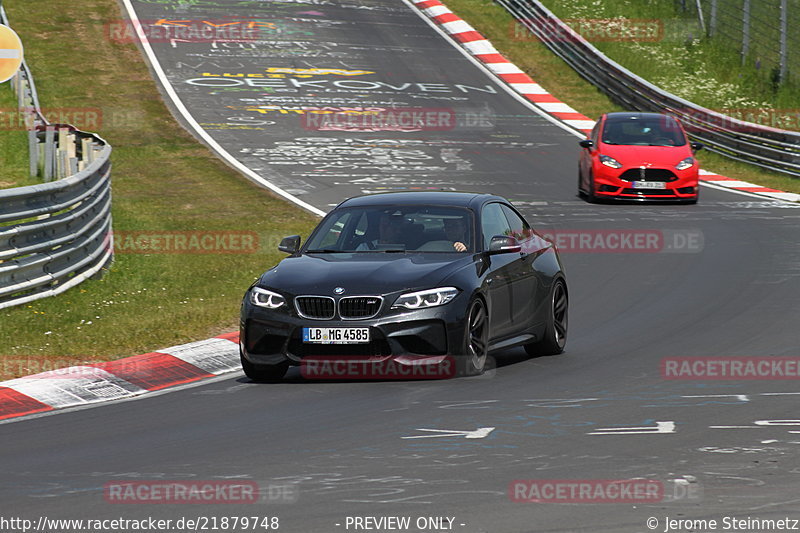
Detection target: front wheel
<box><xmin>577</xmin><ymin>168</ymin><xmax>587</xmax><ymax>198</ymax></box>
<box><xmin>240</xmin><ymin>352</ymin><xmax>288</xmax><ymax>382</ymax></box>
<box><xmin>586</xmin><ymin>172</ymin><xmax>598</xmax><ymax>203</ymax></box>
<box><xmin>460</xmin><ymin>298</ymin><xmax>489</xmax><ymax>376</ymax></box>
<box><xmin>525</xmin><ymin>279</ymin><xmax>568</xmax><ymax>356</ymax></box>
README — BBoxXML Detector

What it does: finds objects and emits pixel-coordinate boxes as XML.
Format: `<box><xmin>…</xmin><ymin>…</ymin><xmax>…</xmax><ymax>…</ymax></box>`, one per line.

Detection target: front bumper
<box><xmin>593</xmin><ymin>166</ymin><xmax>699</xmax><ymax>202</ymax></box>
<box><xmin>240</xmin><ymin>296</ymin><xmax>469</xmax><ymax>368</ymax></box>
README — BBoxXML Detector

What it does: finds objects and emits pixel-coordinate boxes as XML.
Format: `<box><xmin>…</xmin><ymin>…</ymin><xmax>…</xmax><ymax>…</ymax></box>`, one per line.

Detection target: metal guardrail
<box><xmin>0</xmin><ymin>4</ymin><xmax>113</xmax><ymax>310</ymax></box>
<box><xmin>495</xmin><ymin>0</ymin><xmax>800</xmax><ymax>177</ymax></box>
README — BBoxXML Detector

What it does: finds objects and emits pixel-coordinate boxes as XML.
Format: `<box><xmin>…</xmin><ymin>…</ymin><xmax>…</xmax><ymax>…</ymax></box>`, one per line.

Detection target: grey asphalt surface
<box><xmin>3</xmin><ymin>0</ymin><xmax>800</xmax><ymax>531</ymax></box>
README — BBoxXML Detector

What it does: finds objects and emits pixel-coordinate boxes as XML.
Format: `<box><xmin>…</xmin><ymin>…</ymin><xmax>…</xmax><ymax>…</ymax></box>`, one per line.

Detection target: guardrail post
<box><xmin>709</xmin><ymin>0</ymin><xmax>717</xmax><ymax>37</ymax></box>
<box><xmin>80</xmin><ymin>137</ymin><xmax>94</xmax><ymax>166</ymax></box>
<box><xmin>694</xmin><ymin>0</ymin><xmax>706</xmax><ymax>34</ymax></box>
<box><xmin>16</xmin><ymin>73</ymin><xmax>24</xmax><ymax>108</ymax></box>
<box><xmin>58</xmin><ymin>150</ymin><xmax>67</xmax><ymax>180</ymax></box>
<box><xmin>28</xmin><ymin>129</ymin><xmax>37</xmax><ymax>177</ymax></box>
<box><xmin>44</xmin><ymin>125</ymin><xmax>54</xmax><ymax>182</ymax></box>
<box><xmin>69</xmin><ymin>158</ymin><xmax>78</xmax><ymax>175</ymax></box>
<box><xmin>38</xmin><ymin>136</ymin><xmax>44</xmax><ymax>177</ymax></box>
<box><xmin>66</xmin><ymin>130</ymin><xmax>77</xmax><ymax>176</ymax></box>
<box><xmin>741</xmin><ymin>0</ymin><xmax>750</xmax><ymax>66</ymax></box>
<box><xmin>779</xmin><ymin>0</ymin><xmax>788</xmax><ymax>82</ymax></box>
<box><xmin>56</xmin><ymin>127</ymin><xmax>68</xmax><ymax>179</ymax></box>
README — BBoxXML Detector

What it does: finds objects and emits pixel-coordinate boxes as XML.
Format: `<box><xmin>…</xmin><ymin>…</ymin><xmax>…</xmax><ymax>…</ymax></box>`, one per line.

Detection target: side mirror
<box><xmin>579</xmin><ymin>139</ymin><xmax>594</xmax><ymax>149</ymax></box>
<box><xmin>691</xmin><ymin>142</ymin><xmax>704</xmax><ymax>152</ymax></box>
<box><xmin>278</xmin><ymin>235</ymin><xmax>301</xmax><ymax>254</ymax></box>
<box><xmin>488</xmin><ymin>235</ymin><xmax>522</xmax><ymax>254</ymax></box>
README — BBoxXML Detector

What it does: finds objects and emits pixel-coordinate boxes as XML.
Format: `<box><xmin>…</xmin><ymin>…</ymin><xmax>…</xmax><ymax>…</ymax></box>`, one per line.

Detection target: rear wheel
<box><xmin>240</xmin><ymin>352</ymin><xmax>288</xmax><ymax>382</ymax></box>
<box><xmin>525</xmin><ymin>279</ymin><xmax>568</xmax><ymax>356</ymax></box>
<box><xmin>460</xmin><ymin>298</ymin><xmax>489</xmax><ymax>376</ymax></box>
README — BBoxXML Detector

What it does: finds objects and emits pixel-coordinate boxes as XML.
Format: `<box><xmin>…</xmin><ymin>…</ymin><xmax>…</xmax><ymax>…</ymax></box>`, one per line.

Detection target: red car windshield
<box><xmin>602</xmin><ymin>117</ymin><xmax>687</xmax><ymax>147</ymax></box>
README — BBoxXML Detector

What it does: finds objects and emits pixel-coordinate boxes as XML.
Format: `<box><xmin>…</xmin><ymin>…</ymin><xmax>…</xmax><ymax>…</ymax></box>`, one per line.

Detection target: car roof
<box><xmin>337</xmin><ymin>191</ymin><xmax>508</xmax><ymax>210</ymax></box>
<box><xmin>604</xmin><ymin>111</ymin><xmax>676</xmax><ymax>122</ymax></box>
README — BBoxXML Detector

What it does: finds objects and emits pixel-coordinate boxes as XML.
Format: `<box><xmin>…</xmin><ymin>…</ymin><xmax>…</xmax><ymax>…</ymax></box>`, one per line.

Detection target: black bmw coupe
<box><xmin>240</xmin><ymin>191</ymin><xmax>568</xmax><ymax>380</ymax></box>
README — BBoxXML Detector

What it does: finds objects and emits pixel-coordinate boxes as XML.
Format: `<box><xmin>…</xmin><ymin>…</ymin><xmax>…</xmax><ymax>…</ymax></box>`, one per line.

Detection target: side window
<box><xmin>500</xmin><ymin>204</ymin><xmax>530</xmax><ymax>240</ymax></box>
<box><xmin>481</xmin><ymin>203</ymin><xmax>512</xmax><ymax>249</ymax></box>
<box><xmin>317</xmin><ymin>211</ymin><xmax>351</xmax><ymax>248</ymax></box>
<box><xmin>353</xmin><ymin>212</ymin><xmax>368</xmax><ymax>237</ymax></box>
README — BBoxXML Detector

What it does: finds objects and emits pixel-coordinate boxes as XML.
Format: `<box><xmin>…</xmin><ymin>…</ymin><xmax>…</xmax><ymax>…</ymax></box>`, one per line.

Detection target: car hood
<box><xmin>258</xmin><ymin>253</ymin><xmax>473</xmax><ymax>296</ymax></box>
<box><xmin>599</xmin><ymin>144</ymin><xmax>691</xmax><ymax>166</ymax></box>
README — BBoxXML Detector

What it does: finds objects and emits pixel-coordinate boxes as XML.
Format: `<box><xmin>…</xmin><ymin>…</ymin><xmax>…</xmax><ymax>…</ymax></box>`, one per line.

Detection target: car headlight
<box><xmin>250</xmin><ymin>287</ymin><xmax>286</xmax><ymax>309</ymax></box>
<box><xmin>392</xmin><ymin>287</ymin><xmax>459</xmax><ymax>309</ymax></box>
<box><xmin>675</xmin><ymin>157</ymin><xmax>695</xmax><ymax>170</ymax></box>
<box><xmin>599</xmin><ymin>155</ymin><xmax>623</xmax><ymax>169</ymax></box>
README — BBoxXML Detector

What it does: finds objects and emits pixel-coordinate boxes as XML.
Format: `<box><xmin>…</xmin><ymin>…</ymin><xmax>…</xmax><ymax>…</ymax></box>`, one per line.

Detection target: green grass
<box><xmin>539</xmin><ymin>0</ymin><xmax>800</xmax><ymax>111</ymax></box>
<box><xmin>443</xmin><ymin>0</ymin><xmax>800</xmax><ymax>194</ymax></box>
<box><xmin>0</xmin><ymin>83</ymin><xmax>34</xmax><ymax>189</ymax></box>
<box><xmin>0</xmin><ymin>0</ymin><xmax>318</xmax><ymax>376</ymax></box>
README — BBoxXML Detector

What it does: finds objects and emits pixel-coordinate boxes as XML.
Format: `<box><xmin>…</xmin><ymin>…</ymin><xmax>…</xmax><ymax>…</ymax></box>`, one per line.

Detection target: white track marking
<box><xmin>402</xmin><ymin>427</ymin><xmax>496</xmax><ymax>439</ymax></box>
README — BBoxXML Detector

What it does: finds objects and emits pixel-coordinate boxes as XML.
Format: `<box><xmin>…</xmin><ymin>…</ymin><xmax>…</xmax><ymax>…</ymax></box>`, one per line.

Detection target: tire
<box><xmin>460</xmin><ymin>298</ymin><xmax>489</xmax><ymax>376</ymax></box>
<box><xmin>577</xmin><ymin>168</ymin><xmax>587</xmax><ymax>198</ymax></box>
<box><xmin>240</xmin><ymin>352</ymin><xmax>288</xmax><ymax>382</ymax></box>
<box><xmin>525</xmin><ymin>279</ymin><xmax>568</xmax><ymax>356</ymax></box>
<box><xmin>586</xmin><ymin>172</ymin><xmax>598</xmax><ymax>203</ymax></box>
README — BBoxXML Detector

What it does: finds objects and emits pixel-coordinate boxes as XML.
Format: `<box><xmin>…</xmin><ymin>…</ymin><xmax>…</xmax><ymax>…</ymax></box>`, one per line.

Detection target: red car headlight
<box><xmin>599</xmin><ymin>155</ymin><xmax>623</xmax><ymax>169</ymax></box>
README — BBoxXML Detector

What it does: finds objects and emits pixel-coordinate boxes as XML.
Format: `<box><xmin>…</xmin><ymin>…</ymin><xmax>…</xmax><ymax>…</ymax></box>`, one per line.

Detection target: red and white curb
<box><xmin>0</xmin><ymin>332</ymin><xmax>240</xmax><ymax>421</ymax></box>
<box><xmin>410</xmin><ymin>0</ymin><xmax>800</xmax><ymax>203</ymax></box>
<box><xmin>699</xmin><ymin>170</ymin><xmax>800</xmax><ymax>202</ymax></box>
<box><xmin>412</xmin><ymin>0</ymin><xmax>595</xmax><ymax>135</ymax></box>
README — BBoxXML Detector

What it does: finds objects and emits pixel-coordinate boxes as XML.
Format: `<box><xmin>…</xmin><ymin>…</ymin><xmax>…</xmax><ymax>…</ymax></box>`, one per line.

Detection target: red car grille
<box><xmin>619</xmin><ymin>168</ymin><xmax>678</xmax><ymax>182</ymax></box>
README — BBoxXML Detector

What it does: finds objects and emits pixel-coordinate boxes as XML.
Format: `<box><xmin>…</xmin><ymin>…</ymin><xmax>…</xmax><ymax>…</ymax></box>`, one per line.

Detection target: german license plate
<box><xmin>303</xmin><ymin>327</ymin><xmax>370</xmax><ymax>344</ymax></box>
<box><xmin>632</xmin><ymin>181</ymin><xmax>666</xmax><ymax>189</ymax></box>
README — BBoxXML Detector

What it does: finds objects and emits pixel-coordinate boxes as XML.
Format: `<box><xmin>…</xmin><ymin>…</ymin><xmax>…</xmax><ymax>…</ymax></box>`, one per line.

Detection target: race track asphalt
<box><xmin>3</xmin><ymin>0</ymin><xmax>800</xmax><ymax>531</ymax></box>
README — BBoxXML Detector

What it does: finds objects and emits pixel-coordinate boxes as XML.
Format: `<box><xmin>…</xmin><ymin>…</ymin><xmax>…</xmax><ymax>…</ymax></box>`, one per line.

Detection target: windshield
<box><xmin>602</xmin><ymin>116</ymin><xmax>687</xmax><ymax>146</ymax></box>
<box><xmin>304</xmin><ymin>205</ymin><xmax>475</xmax><ymax>253</ymax></box>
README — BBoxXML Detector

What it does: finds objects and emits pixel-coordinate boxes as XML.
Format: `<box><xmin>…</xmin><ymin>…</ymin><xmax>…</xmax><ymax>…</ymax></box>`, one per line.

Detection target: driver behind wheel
<box><xmin>356</xmin><ymin>212</ymin><xmax>405</xmax><ymax>250</ymax></box>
